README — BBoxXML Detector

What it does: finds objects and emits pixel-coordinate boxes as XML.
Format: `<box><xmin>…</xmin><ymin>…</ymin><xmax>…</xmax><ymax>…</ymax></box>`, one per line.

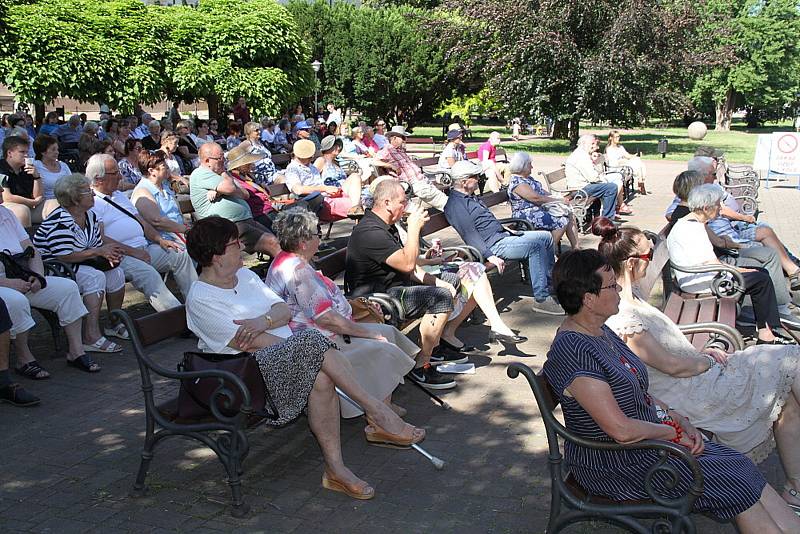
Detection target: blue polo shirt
<box><xmin>444</xmin><ymin>189</ymin><xmax>507</xmax><ymax>259</ymax></box>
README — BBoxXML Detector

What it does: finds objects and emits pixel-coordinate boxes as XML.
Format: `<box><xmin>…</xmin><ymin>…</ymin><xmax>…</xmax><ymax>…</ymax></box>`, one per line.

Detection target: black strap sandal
<box><xmin>15</xmin><ymin>361</ymin><xmax>50</xmax><ymax>380</ymax></box>
<box><xmin>66</xmin><ymin>354</ymin><xmax>101</xmax><ymax>373</ymax></box>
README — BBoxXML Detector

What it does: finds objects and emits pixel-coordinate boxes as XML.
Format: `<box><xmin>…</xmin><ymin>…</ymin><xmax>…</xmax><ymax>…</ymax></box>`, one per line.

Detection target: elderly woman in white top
<box><xmin>0</xmin><ymin>198</ymin><xmax>94</xmax><ymax>376</ymax></box>
<box><xmin>606</xmin><ymin>130</ymin><xmax>647</xmax><ymax>194</ymax></box>
<box><xmin>185</xmin><ymin>216</ymin><xmax>425</xmax><ymax>500</ymax></box>
<box><xmin>666</xmin><ymin>184</ymin><xmax>790</xmax><ymax>345</ymax></box>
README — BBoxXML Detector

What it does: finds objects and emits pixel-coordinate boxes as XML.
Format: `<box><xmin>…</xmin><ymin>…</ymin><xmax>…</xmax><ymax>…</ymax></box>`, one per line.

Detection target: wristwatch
<box><xmin>265</xmin><ymin>314</ymin><xmax>273</xmax><ymax>329</ymax></box>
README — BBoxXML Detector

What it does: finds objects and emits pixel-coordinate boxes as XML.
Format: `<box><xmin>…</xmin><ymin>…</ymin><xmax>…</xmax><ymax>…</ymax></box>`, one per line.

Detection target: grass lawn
<box><xmin>409</xmin><ymin>120</ymin><xmax>796</xmax><ymax>164</ymax></box>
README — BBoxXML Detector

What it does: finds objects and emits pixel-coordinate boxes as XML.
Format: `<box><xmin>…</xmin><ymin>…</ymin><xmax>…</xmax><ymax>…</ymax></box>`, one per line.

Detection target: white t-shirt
<box><xmin>186</xmin><ymin>268</ymin><xmax>293</xmax><ymax>354</ymax></box>
<box><xmin>666</xmin><ymin>217</ymin><xmax>718</xmax><ymax>292</ymax></box>
<box><xmin>34</xmin><ymin>160</ymin><xmax>71</xmax><ymax>200</ymax></box>
<box><xmin>0</xmin><ymin>205</ymin><xmax>29</xmax><ymax>254</ymax></box>
<box><xmin>90</xmin><ymin>190</ymin><xmax>148</xmax><ymax>248</ymax></box>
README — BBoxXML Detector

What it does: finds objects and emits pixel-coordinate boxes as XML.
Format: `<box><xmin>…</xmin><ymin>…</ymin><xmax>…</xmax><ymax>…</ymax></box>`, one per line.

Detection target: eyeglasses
<box><xmin>207</xmin><ymin>156</ymin><xmax>224</xmax><ymax>161</ymax></box>
<box><xmin>599</xmin><ymin>282</ymin><xmax>619</xmax><ymax>291</ymax></box>
<box><xmin>79</xmin><ymin>190</ymin><xmax>94</xmax><ymax>197</ymax></box>
<box><xmin>628</xmin><ymin>250</ymin><xmax>653</xmax><ymax>262</ymax></box>
<box><xmin>225</xmin><ymin>239</ymin><xmax>242</xmax><ymax>250</ymax></box>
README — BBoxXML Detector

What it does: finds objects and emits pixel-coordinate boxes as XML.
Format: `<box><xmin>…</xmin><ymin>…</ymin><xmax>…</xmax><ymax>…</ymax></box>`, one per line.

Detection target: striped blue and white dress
<box><xmin>544</xmin><ymin>326</ymin><xmax>766</xmax><ymax>520</ymax></box>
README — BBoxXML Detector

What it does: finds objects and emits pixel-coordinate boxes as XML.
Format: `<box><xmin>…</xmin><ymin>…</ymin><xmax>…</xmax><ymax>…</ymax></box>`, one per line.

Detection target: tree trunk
<box><xmin>34</xmin><ymin>103</ymin><xmax>45</xmax><ymax>126</ymax></box>
<box><xmin>551</xmin><ymin>118</ymin><xmax>569</xmax><ymax>139</ymax></box>
<box><xmin>715</xmin><ymin>87</ymin><xmax>735</xmax><ymax>131</ymax></box>
<box><xmin>568</xmin><ymin>116</ymin><xmax>580</xmax><ymax>150</ymax></box>
<box><xmin>206</xmin><ymin>94</ymin><xmax>220</xmax><ymax>123</ymax></box>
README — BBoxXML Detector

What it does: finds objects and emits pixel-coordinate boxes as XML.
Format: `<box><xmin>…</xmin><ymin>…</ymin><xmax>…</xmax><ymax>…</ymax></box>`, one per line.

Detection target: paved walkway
<box><xmin>1</xmin><ymin>158</ymin><xmax>796</xmax><ymax>533</ymax></box>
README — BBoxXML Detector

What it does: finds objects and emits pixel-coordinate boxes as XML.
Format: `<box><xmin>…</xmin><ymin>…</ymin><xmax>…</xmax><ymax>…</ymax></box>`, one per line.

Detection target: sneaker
<box><xmin>757</xmin><ymin>335</ymin><xmax>796</xmax><ymax>345</ymax></box>
<box><xmin>430</xmin><ymin>352</ymin><xmax>469</xmax><ymax>365</ymax></box>
<box><xmin>532</xmin><ymin>296</ymin><xmax>565</xmax><ymax>316</ymax></box>
<box><xmin>0</xmin><ymin>383</ymin><xmax>40</xmax><ymax>407</ymax></box>
<box><xmin>408</xmin><ymin>365</ymin><xmax>456</xmax><ymax>390</ymax></box>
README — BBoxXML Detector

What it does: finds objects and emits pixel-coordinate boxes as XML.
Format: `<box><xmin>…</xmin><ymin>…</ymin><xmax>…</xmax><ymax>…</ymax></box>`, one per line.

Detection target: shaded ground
<box><xmin>1</xmin><ymin>157</ymin><xmax>796</xmax><ymax>532</ymax></box>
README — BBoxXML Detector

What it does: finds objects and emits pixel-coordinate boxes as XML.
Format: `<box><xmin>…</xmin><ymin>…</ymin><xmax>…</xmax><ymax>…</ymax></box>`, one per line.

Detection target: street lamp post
<box><xmin>311</xmin><ymin>60</ymin><xmax>322</xmax><ymax>119</ymax></box>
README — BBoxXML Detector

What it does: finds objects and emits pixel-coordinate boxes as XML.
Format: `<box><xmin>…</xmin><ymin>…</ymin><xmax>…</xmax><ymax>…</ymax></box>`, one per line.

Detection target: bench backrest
<box><xmin>406</xmin><ymin>137</ymin><xmax>435</xmax><ymax>144</ymax></box>
<box><xmin>420</xmin><ymin>210</ymin><xmax>451</xmax><ymax>237</ymax></box>
<box><xmin>481</xmin><ymin>190</ymin><xmax>509</xmax><ymax>208</ymax></box>
<box><xmin>540</xmin><ymin>167</ymin><xmax>566</xmax><ymax>185</ymax></box>
<box><xmin>178</xmin><ymin>196</ymin><xmax>194</xmax><ymax>215</ymax></box>
<box><xmin>271</xmin><ymin>153</ymin><xmax>293</xmax><ymax>169</ymax></box>
<box><xmin>413</xmin><ymin>156</ymin><xmax>440</xmax><ymax>168</ymax></box>
<box><xmin>267</xmin><ymin>183</ymin><xmax>291</xmax><ymax>197</ymax></box>
<box><xmin>314</xmin><ymin>248</ymin><xmax>347</xmax><ymax>280</ymax></box>
<box><xmin>128</xmin><ymin>305</ymin><xmax>188</xmax><ymax>347</ymax></box>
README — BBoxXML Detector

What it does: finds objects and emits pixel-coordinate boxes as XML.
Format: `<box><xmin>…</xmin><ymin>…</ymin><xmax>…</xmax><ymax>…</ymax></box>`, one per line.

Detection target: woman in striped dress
<box><xmin>544</xmin><ymin>249</ymin><xmax>800</xmax><ymax>531</ymax></box>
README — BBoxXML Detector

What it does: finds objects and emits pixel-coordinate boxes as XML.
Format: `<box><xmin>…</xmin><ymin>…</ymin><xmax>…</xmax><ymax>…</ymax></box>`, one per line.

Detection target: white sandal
<box><xmin>83</xmin><ymin>336</ymin><xmax>122</xmax><ymax>353</ymax></box>
<box><xmin>103</xmin><ymin>323</ymin><xmax>130</xmax><ymax>340</ymax></box>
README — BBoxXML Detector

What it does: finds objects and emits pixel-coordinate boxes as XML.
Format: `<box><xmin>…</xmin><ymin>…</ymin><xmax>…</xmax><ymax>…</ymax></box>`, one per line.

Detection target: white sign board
<box><xmin>769</xmin><ymin>132</ymin><xmax>800</xmax><ymax>175</ymax></box>
<box><xmin>752</xmin><ymin>134</ymin><xmax>771</xmax><ymax>171</ymax></box>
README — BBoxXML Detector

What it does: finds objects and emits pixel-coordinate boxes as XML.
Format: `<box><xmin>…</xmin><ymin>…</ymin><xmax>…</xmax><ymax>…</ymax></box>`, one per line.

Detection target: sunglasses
<box><xmin>629</xmin><ymin>250</ymin><xmax>653</xmax><ymax>262</ymax></box>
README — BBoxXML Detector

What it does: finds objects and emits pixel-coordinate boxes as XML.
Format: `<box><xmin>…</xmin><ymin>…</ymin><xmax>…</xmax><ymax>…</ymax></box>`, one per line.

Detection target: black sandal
<box><xmin>15</xmin><ymin>361</ymin><xmax>50</xmax><ymax>380</ymax></box>
<box><xmin>66</xmin><ymin>354</ymin><xmax>101</xmax><ymax>373</ymax></box>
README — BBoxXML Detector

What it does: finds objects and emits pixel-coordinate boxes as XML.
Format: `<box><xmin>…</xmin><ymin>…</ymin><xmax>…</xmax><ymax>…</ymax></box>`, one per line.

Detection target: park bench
<box><xmin>507</xmin><ymin>362</ymin><xmax>703</xmax><ymax>533</ymax></box>
<box><xmin>113</xmin><ymin>305</ymin><xmax>277</xmax><ymax>517</ymax></box>
<box><xmin>405</xmin><ymin>137</ymin><xmax>437</xmax><ymax>154</ymax></box>
<box><xmin>537</xmin><ymin>167</ymin><xmax>599</xmax><ymax>234</ymax></box>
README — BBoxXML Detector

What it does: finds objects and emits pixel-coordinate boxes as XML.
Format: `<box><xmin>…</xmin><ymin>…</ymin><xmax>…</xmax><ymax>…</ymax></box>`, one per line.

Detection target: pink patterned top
<box><xmin>264</xmin><ymin>251</ymin><xmax>352</xmax><ymax>338</ymax></box>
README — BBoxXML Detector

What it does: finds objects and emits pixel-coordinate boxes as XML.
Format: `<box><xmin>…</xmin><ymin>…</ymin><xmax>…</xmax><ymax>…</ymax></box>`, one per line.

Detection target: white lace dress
<box><xmin>606</xmin><ymin>294</ymin><xmax>799</xmax><ymax>463</ymax></box>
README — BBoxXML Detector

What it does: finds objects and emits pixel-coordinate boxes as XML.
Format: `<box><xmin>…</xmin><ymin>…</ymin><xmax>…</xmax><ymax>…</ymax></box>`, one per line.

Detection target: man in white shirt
<box><xmin>564</xmin><ymin>134</ymin><xmax>621</xmax><ymax>219</ymax></box>
<box><xmin>85</xmin><ymin>154</ymin><xmax>197</xmax><ymax>312</ymax></box>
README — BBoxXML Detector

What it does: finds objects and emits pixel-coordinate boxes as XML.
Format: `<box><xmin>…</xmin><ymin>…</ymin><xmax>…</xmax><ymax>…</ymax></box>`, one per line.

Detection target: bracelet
<box><xmin>662</xmin><ymin>420</ymin><xmax>683</xmax><ymax>443</ymax></box>
<box><xmin>264</xmin><ymin>314</ymin><xmax>273</xmax><ymax>329</ymax></box>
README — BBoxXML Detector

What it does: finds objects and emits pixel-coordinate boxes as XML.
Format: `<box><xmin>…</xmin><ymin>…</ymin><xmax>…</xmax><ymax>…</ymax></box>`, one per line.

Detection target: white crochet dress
<box><xmin>606</xmin><ymin>294</ymin><xmax>799</xmax><ymax>463</ymax></box>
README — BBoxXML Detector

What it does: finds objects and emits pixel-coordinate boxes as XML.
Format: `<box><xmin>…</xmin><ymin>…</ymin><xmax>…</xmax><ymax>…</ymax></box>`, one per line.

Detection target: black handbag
<box><xmin>0</xmin><ymin>247</ymin><xmax>47</xmax><ymax>289</ymax></box>
<box><xmin>176</xmin><ymin>351</ymin><xmax>279</xmax><ymax>421</ymax></box>
<box><xmin>77</xmin><ymin>256</ymin><xmax>115</xmax><ymax>271</ymax></box>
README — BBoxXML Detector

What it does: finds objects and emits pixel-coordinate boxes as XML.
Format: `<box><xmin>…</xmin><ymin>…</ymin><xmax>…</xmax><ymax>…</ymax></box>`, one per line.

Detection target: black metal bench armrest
<box><xmin>43</xmin><ymin>259</ymin><xmax>76</xmax><ymax>281</ymax></box>
<box><xmin>364</xmin><ymin>292</ymin><xmax>405</xmax><ymax>323</ymax></box>
<box><xmin>677</xmin><ymin>322</ymin><xmax>745</xmax><ymax>352</ymax></box>
<box><xmin>669</xmin><ymin>261</ymin><xmax>746</xmax><ymax>299</ymax></box>
<box><xmin>497</xmin><ymin>217</ymin><xmax>534</xmax><ymax>231</ymax></box>
<box><xmin>507</xmin><ymin>363</ymin><xmax>704</xmax><ymax>510</ymax></box>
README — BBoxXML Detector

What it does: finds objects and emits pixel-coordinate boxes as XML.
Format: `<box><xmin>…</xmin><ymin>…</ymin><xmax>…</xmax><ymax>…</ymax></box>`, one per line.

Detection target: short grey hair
<box><xmin>687</xmin><ymin>156</ymin><xmax>715</xmax><ymax>179</ymax></box>
<box><xmin>373</xmin><ymin>178</ymin><xmax>404</xmax><ymax>205</ymax></box>
<box><xmin>148</xmin><ymin>120</ymin><xmax>161</xmax><ymax>133</ymax></box>
<box><xmin>83</xmin><ymin>121</ymin><xmax>98</xmax><ymax>134</ymax></box>
<box><xmin>176</xmin><ymin>119</ymin><xmax>194</xmax><ymax>131</ymax></box>
<box><xmin>272</xmin><ymin>208</ymin><xmax>319</xmax><ymax>252</ymax></box>
<box><xmin>688</xmin><ymin>183</ymin><xmax>724</xmax><ymax>211</ymax></box>
<box><xmin>672</xmin><ymin>170</ymin><xmax>704</xmax><ymax>202</ymax></box>
<box><xmin>509</xmin><ymin>151</ymin><xmax>532</xmax><ymax>175</ymax></box>
<box><xmin>54</xmin><ymin>173</ymin><xmax>91</xmax><ymax>209</ymax></box>
<box><xmin>84</xmin><ymin>153</ymin><xmax>116</xmax><ymax>185</ymax></box>
<box><xmin>577</xmin><ymin>134</ymin><xmax>596</xmax><ymax>150</ymax></box>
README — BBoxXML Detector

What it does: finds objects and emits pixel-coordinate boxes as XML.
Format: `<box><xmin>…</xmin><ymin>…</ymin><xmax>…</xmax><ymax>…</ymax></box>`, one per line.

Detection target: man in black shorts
<box><xmin>345</xmin><ymin>180</ymin><xmax>464</xmax><ymax>390</ymax></box>
<box><xmin>0</xmin><ymin>298</ymin><xmax>39</xmax><ymax>407</ymax></box>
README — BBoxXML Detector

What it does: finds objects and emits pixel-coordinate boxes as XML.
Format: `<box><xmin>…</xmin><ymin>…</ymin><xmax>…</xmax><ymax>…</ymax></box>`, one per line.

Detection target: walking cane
<box><xmin>405</xmin><ymin>374</ymin><xmax>451</xmax><ymax>410</ymax></box>
<box><xmin>335</xmin><ymin>387</ymin><xmax>445</xmax><ymax>470</ymax></box>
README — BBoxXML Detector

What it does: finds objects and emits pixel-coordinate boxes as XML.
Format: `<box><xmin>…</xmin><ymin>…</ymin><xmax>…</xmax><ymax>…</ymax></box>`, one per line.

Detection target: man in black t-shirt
<box><xmin>0</xmin><ymin>135</ymin><xmax>43</xmax><ymax>228</ymax></box>
<box><xmin>346</xmin><ymin>180</ymin><xmax>465</xmax><ymax>390</ymax></box>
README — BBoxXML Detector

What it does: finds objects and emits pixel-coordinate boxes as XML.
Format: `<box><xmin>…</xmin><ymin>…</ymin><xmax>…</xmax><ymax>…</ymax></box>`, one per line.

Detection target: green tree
<box><xmin>287</xmin><ymin>1</ymin><xmax>456</xmax><ymax>127</ymax></box>
<box><xmin>155</xmin><ymin>0</ymin><xmax>314</xmax><ymax>120</ymax></box>
<box><xmin>0</xmin><ymin>0</ymin><xmax>164</xmax><ymax>117</ymax></box>
<box><xmin>428</xmin><ymin>0</ymin><xmax>704</xmax><ymax>145</ymax></box>
<box><xmin>691</xmin><ymin>0</ymin><xmax>800</xmax><ymax>131</ymax></box>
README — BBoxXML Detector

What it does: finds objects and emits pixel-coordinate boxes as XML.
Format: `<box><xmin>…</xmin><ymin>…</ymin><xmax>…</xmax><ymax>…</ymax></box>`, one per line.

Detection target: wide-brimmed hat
<box><xmin>386</xmin><ymin>125</ymin><xmax>410</xmax><ymax>138</ymax></box>
<box><xmin>695</xmin><ymin>145</ymin><xmax>724</xmax><ymax>159</ymax></box>
<box><xmin>293</xmin><ymin>139</ymin><xmax>316</xmax><ymax>159</ymax></box>
<box><xmin>447</xmin><ymin>129</ymin><xmax>463</xmax><ymax>141</ymax></box>
<box><xmin>320</xmin><ymin>135</ymin><xmax>343</xmax><ymax>152</ymax></box>
<box><xmin>226</xmin><ymin>141</ymin><xmax>262</xmax><ymax>170</ymax></box>
<box><xmin>450</xmin><ymin>160</ymin><xmax>482</xmax><ymax>182</ymax></box>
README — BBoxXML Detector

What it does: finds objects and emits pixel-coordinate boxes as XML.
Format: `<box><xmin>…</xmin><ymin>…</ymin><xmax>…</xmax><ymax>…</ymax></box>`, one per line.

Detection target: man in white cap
<box><xmin>374</xmin><ymin>126</ymin><xmax>448</xmax><ymax>211</ymax></box>
<box><xmin>444</xmin><ymin>160</ymin><xmax>564</xmax><ymax>315</ymax></box>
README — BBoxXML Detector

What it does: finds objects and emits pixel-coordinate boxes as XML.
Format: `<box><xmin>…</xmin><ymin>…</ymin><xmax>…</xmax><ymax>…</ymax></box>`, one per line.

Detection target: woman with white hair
<box><xmin>666</xmin><ymin>184</ymin><xmax>792</xmax><ymax>345</ymax></box>
<box><xmin>33</xmin><ymin>173</ymin><xmax>127</xmax><ymax>360</ymax></box>
<box><xmin>507</xmin><ymin>151</ymin><xmax>578</xmax><ymax>250</ymax></box>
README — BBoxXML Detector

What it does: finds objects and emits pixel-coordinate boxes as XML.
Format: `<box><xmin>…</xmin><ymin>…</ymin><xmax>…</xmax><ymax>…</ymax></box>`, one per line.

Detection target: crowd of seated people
<box><xmin>8</xmin><ymin>104</ymin><xmax>800</xmax><ymax>520</ymax></box>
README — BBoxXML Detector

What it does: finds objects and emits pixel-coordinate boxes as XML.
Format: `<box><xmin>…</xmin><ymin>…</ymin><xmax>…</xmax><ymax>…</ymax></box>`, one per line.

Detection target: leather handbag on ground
<box><xmin>0</xmin><ymin>247</ymin><xmax>47</xmax><ymax>289</ymax></box>
<box><xmin>177</xmin><ymin>351</ymin><xmax>279</xmax><ymax>421</ymax></box>
<box><xmin>348</xmin><ymin>297</ymin><xmax>385</xmax><ymax>324</ymax></box>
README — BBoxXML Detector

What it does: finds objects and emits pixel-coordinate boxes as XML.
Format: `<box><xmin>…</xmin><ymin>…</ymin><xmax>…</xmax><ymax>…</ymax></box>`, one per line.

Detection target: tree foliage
<box><xmin>287</xmin><ymin>1</ymin><xmax>456</xmax><ymax>127</ymax></box>
<box><xmin>428</xmin><ymin>0</ymin><xmax>706</xmax><ymax>144</ymax></box>
<box><xmin>0</xmin><ymin>0</ymin><xmax>314</xmax><ymax>118</ymax></box>
<box><xmin>691</xmin><ymin>0</ymin><xmax>800</xmax><ymax>130</ymax></box>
